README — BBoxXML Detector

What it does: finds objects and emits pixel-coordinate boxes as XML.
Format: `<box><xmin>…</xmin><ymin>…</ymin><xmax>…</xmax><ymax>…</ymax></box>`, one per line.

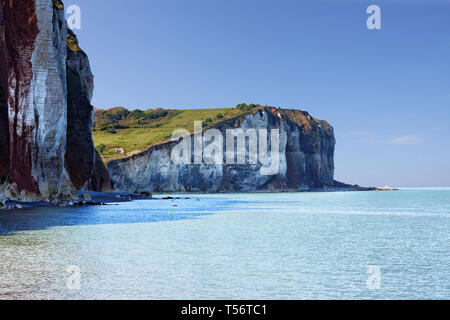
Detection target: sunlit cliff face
<box><xmin>0</xmin><ymin>0</ymin><xmax>111</xmax><ymax>202</ymax></box>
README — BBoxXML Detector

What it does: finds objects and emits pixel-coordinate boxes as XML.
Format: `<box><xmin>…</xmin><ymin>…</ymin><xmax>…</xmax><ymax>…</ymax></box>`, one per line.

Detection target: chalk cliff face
<box><xmin>0</xmin><ymin>0</ymin><xmax>111</xmax><ymax>202</ymax></box>
<box><xmin>0</xmin><ymin>0</ymin><xmax>73</xmax><ymax>201</ymax></box>
<box><xmin>108</xmin><ymin>108</ymin><xmax>337</xmax><ymax>193</ymax></box>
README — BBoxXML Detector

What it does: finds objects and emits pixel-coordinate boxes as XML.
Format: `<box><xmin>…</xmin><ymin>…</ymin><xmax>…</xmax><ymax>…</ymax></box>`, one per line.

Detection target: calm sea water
<box><xmin>0</xmin><ymin>189</ymin><xmax>449</xmax><ymax>300</ymax></box>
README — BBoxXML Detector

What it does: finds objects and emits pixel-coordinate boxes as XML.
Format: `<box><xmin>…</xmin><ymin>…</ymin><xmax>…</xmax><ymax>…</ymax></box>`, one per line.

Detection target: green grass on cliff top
<box><xmin>93</xmin><ymin>103</ymin><xmax>330</xmax><ymax>162</ymax></box>
<box><xmin>93</xmin><ymin>104</ymin><xmax>262</xmax><ymax>161</ymax></box>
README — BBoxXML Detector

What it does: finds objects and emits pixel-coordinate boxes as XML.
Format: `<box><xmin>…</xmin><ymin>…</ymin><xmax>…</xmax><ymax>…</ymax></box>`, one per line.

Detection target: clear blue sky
<box><xmin>67</xmin><ymin>0</ymin><xmax>450</xmax><ymax>188</ymax></box>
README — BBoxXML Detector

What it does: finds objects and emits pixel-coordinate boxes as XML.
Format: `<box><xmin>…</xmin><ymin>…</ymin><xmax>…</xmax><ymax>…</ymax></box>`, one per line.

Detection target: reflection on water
<box><xmin>1</xmin><ymin>190</ymin><xmax>449</xmax><ymax>299</ymax></box>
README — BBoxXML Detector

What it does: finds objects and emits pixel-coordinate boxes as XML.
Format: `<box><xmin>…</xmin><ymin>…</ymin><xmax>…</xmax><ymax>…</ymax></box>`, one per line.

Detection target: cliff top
<box><xmin>92</xmin><ymin>104</ymin><xmax>332</xmax><ymax>162</ymax></box>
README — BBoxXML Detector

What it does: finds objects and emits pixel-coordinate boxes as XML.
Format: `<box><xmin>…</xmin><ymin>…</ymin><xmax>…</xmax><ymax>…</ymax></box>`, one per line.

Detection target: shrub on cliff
<box><xmin>236</xmin><ymin>103</ymin><xmax>260</xmax><ymax>111</ymax></box>
<box><xmin>96</xmin><ymin>144</ymin><xmax>106</xmax><ymax>154</ymax></box>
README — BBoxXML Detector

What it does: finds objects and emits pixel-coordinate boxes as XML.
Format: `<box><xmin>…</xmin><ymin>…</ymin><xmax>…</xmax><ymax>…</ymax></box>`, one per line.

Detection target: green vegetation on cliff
<box><xmin>92</xmin><ymin>104</ymin><xmax>331</xmax><ymax>162</ymax></box>
<box><xmin>93</xmin><ymin>104</ymin><xmax>263</xmax><ymax>161</ymax></box>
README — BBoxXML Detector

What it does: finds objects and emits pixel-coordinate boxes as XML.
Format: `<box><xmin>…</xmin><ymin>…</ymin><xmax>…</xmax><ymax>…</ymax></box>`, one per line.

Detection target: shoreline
<box><xmin>0</xmin><ymin>187</ymin><xmax>376</xmax><ymax>210</ymax></box>
<box><xmin>2</xmin><ymin>187</ymin><xmax>438</xmax><ymax>211</ymax></box>
<box><xmin>0</xmin><ymin>191</ymin><xmax>151</xmax><ymax>210</ymax></box>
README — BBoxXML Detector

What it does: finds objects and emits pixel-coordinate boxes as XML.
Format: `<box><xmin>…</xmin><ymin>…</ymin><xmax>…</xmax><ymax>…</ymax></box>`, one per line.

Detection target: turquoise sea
<box><xmin>0</xmin><ymin>189</ymin><xmax>449</xmax><ymax>300</ymax></box>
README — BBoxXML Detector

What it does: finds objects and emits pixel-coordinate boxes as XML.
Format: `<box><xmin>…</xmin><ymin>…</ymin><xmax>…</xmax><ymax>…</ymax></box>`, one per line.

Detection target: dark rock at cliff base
<box><xmin>332</xmin><ymin>180</ymin><xmax>375</xmax><ymax>191</ymax></box>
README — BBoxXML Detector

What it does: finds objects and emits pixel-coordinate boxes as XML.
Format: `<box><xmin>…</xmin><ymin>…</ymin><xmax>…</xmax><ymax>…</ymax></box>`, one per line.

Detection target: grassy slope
<box><xmin>93</xmin><ymin>106</ymin><xmax>260</xmax><ymax>161</ymax></box>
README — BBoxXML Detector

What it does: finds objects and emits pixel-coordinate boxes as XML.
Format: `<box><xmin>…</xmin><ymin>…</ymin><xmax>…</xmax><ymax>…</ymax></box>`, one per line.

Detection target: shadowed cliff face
<box><xmin>65</xmin><ymin>29</ymin><xmax>112</xmax><ymax>192</ymax></box>
<box><xmin>0</xmin><ymin>0</ymin><xmax>112</xmax><ymax>201</ymax></box>
<box><xmin>65</xmin><ymin>30</ymin><xmax>95</xmax><ymax>190</ymax></box>
<box><xmin>108</xmin><ymin>108</ymin><xmax>336</xmax><ymax>193</ymax></box>
<box><xmin>89</xmin><ymin>149</ymin><xmax>114</xmax><ymax>192</ymax></box>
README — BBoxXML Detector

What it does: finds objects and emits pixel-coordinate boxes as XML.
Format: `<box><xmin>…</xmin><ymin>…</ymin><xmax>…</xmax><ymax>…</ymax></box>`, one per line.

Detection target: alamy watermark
<box><xmin>66</xmin><ymin>265</ymin><xmax>82</xmax><ymax>290</ymax></box>
<box><xmin>367</xmin><ymin>5</ymin><xmax>382</xmax><ymax>30</ymax></box>
<box><xmin>366</xmin><ymin>265</ymin><xmax>381</xmax><ymax>290</ymax></box>
<box><xmin>66</xmin><ymin>4</ymin><xmax>81</xmax><ymax>30</ymax></box>
<box><xmin>63</xmin><ymin>4</ymin><xmax>381</xmax><ymax>32</ymax></box>
<box><xmin>170</xmin><ymin>121</ymin><xmax>280</xmax><ymax>176</ymax></box>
